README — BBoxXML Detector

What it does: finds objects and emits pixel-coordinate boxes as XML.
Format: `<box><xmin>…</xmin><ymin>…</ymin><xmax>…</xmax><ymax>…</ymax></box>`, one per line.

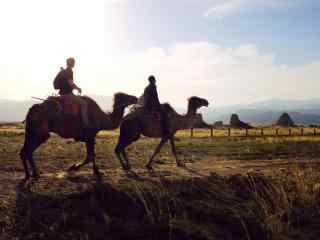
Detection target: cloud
<box><xmin>204</xmin><ymin>0</ymin><xmax>302</xmax><ymax>18</ymax></box>
<box><xmin>1</xmin><ymin>40</ymin><xmax>319</xmax><ymax>108</ymax></box>
<box><xmin>82</xmin><ymin>42</ymin><xmax>320</xmax><ymax>108</ymax></box>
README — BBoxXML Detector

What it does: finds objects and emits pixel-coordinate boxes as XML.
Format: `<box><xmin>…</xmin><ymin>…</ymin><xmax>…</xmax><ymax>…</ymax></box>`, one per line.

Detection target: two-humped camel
<box><xmin>20</xmin><ymin>93</ymin><xmax>137</xmax><ymax>179</ymax></box>
<box><xmin>115</xmin><ymin>97</ymin><xmax>209</xmax><ymax>170</ymax></box>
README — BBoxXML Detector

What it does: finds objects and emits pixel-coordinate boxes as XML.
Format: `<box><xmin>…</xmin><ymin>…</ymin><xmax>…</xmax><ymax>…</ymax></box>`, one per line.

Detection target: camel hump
<box><xmin>161</xmin><ymin>103</ymin><xmax>177</xmax><ymax>115</ymax></box>
<box><xmin>44</xmin><ymin>95</ymin><xmax>81</xmax><ymax>116</ymax></box>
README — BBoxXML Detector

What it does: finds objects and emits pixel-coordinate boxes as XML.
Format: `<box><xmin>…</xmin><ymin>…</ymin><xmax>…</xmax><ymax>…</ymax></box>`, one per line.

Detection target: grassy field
<box><xmin>1</xmin><ymin>126</ymin><xmax>320</xmax><ymax>239</ymax></box>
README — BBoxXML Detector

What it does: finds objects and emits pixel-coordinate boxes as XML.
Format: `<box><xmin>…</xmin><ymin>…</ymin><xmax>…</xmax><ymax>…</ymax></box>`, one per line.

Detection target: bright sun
<box><xmin>0</xmin><ymin>0</ymin><xmax>122</xmax><ymax>99</ymax></box>
<box><xmin>1</xmin><ymin>0</ymin><xmax>111</xmax><ymax>60</ymax></box>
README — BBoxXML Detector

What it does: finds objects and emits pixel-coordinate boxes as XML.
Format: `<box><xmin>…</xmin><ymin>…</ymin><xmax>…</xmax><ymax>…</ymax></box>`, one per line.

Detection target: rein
<box><xmin>31</xmin><ymin>96</ymin><xmax>46</xmax><ymax>101</ymax></box>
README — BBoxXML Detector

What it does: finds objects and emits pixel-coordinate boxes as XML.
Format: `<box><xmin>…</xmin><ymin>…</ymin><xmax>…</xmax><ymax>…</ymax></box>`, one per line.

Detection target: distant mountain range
<box><xmin>0</xmin><ymin>95</ymin><xmax>113</xmax><ymax>123</ymax></box>
<box><xmin>0</xmin><ymin>96</ymin><xmax>320</xmax><ymax>126</ymax></box>
<box><xmin>203</xmin><ymin>98</ymin><xmax>320</xmax><ymax>125</ymax></box>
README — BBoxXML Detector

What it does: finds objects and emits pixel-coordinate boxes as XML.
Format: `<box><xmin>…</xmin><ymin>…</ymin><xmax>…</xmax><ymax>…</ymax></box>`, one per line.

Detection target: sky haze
<box><xmin>0</xmin><ymin>0</ymin><xmax>319</xmax><ymax>107</ymax></box>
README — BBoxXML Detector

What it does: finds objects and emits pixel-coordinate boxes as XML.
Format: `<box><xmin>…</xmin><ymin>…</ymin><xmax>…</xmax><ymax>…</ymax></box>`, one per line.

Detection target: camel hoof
<box><xmin>24</xmin><ymin>175</ymin><xmax>30</xmax><ymax>181</ymax></box>
<box><xmin>145</xmin><ymin>164</ymin><xmax>153</xmax><ymax>171</ymax></box>
<box><xmin>94</xmin><ymin>168</ymin><xmax>102</xmax><ymax>176</ymax></box>
<box><xmin>177</xmin><ymin>161</ymin><xmax>185</xmax><ymax>167</ymax></box>
<box><xmin>126</xmin><ymin>170</ymin><xmax>138</xmax><ymax>179</ymax></box>
<box><xmin>123</xmin><ymin>166</ymin><xmax>131</xmax><ymax>171</ymax></box>
<box><xmin>94</xmin><ymin>169</ymin><xmax>103</xmax><ymax>181</ymax></box>
<box><xmin>68</xmin><ymin>164</ymin><xmax>79</xmax><ymax>172</ymax></box>
<box><xmin>32</xmin><ymin>173</ymin><xmax>40</xmax><ymax>179</ymax></box>
<box><xmin>121</xmin><ymin>163</ymin><xmax>131</xmax><ymax>171</ymax></box>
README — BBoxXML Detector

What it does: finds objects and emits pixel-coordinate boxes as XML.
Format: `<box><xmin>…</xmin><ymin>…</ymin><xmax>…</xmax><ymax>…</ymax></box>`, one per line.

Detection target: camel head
<box><xmin>113</xmin><ymin>92</ymin><xmax>138</xmax><ymax>109</ymax></box>
<box><xmin>187</xmin><ymin>97</ymin><xmax>209</xmax><ymax>113</ymax></box>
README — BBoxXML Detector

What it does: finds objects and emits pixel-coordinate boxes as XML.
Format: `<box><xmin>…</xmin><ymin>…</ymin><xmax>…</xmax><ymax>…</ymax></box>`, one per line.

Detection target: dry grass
<box><xmin>0</xmin><ymin>125</ymin><xmax>320</xmax><ymax>239</ymax></box>
<box><xmin>2</xmin><ymin>168</ymin><xmax>319</xmax><ymax>239</ymax></box>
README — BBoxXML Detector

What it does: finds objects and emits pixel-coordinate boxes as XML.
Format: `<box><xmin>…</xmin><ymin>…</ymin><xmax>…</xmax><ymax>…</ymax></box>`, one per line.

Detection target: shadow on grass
<box><xmin>14</xmin><ymin>176</ymin><xmax>169</xmax><ymax>240</ymax></box>
<box><xmin>13</xmin><ymin>170</ymin><xmax>320</xmax><ymax>240</ymax></box>
<box><xmin>181</xmin><ymin>166</ymin><xmax>208</xmax><ymax>178</ymax></box>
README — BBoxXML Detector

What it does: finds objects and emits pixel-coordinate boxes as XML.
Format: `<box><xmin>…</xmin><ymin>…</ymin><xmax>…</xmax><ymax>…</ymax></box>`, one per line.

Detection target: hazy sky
<box><xmin>0</xmin><ymin>0</ymin><xmax>319</xmax><ymax>107</ymax></box>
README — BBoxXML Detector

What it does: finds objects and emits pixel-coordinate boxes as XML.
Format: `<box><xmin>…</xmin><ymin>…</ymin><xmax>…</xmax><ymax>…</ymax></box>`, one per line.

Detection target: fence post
<box><xmin>210</xmin><ymin>127</ymin><xmax>213</xmax><ymax>139</ymax></box>
<box><xmin>276</xmin><ymin>129</ymin><xmax>279</xmax><ymax>136</ymax></box>
<box><xmin>289</xmin><ymin>128</ymin><xmax>292</xmax><ymax>136</ymax></box>
<box><xmin>261</xmin><ymin>128</ymin><xmax>264</xmax><ymax>136</ymax></box>
<box><xmin>301</xmin><ymin>128</ymin><xmax>304</xmax><ymax>136</ymax></box>
<box><xmin>245</xmin><ymin>128</ymin><xmax>248</xmax><ymax>137</ymax></box>
<box><xmin>228</xmin><ymin>128</ymin><xmax>231</xmax><ymax>137</ymax></box>
<box><xmin>190</xmin><ymin>128</ymin><xmax>194</xmax><ymax>138</ymax></box>
<box><xmin>314</xmin><ymin>128</ymin><xmax>317</xmax><ymax>136</ymax></box>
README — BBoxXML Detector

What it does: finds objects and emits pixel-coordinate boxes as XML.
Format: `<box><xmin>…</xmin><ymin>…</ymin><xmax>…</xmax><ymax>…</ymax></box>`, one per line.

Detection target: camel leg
<box><xmin>20</xmin><ymin>146</ymin><xmax>30</xmax><ymax>179</ymax></box>
<box><xmin>115</xmin><ymin>141</ymin><xmax>134</xmax><ymax>171</ymax></box>
<box><xmin>170</xmin><ymin>138</ymin><xmax>185</xmax><ymax>167</ymax></box>
<box><xmin>114</xmin><ymin>138</ymin><xmax>125</xmax><ymax>170</ymax></box>
<box><xmin>20</xmin><ymin>134</ymin><xmax>50</xmax><ymax>178</ymax></box>
<box><xmin>20</xmin><ymin>115</ymin><xmax>50</xmax><ymax>179</ymax></box>
<box><xmin>116</xmin><ymin>133</ymin><xmax>144</xmax><ymax>169</ymax></box>
<box><xmin>88</xmin><ymin>139</ymin><xmax>100</xmax><ymax>176</ymax></box>
<box><xmin>145</xmin><ymin>138</ymin><xmax>168</xmax><ymax>170</ymax></box>
<box><xmin>28</xmin><ymin>155</ymin><xmax>39</xmax><ymax>178</ymax></box>
<box><xmin>20</xmin><ymin>117</ymin><xmax>34</xmax><ymax>179</ymax></box>
<box><xmin>115</xmin><ymin>148</ymin><xmax>127</xmax><ymax>170</ymax></box>
<box><xmin>68</xmin><ymin>139</ymin><xmax>98</xmax><ymax>174</ymax></box>
<box><xmin>30</xmin><ymin>135</ymin><xmax>50</xmax><ymax>177</ymax></box>
<box><xmin>121</xmin><ymin>150</ymin><xmax>131</xmax><ymax>170</ymax></box>
<box><xmin>115</xmin><ymin>125</ymin><xmax>141</xmax><ymax>171</ymax></box>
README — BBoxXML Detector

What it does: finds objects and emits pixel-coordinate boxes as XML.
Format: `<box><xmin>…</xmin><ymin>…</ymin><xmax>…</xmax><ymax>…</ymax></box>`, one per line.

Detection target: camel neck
<box><xmin>99</xmin><ymin>105</ymin><xmax>125</xmax><ymax>130</ymax></box>
<box><xmin>176</xmin><ymin>108</ymin><xmax>197</xmax><ymax>130</ymax></box>
<box><xmin>187</xmin><ymin>108</ymin><xmax>197</xmax><ymax>116</ymax></box>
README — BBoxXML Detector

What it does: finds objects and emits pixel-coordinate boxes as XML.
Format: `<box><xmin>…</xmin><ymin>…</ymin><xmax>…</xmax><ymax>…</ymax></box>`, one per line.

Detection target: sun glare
<box><xmin>0</xmin><ymin>0</ymin><xmax>124</xmax><ymax>99</ymax></box>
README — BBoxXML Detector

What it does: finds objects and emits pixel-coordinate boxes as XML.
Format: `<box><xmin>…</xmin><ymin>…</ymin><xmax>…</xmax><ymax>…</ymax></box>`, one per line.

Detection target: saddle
<box><xmin>150</xmin><ymin>111</ymin><xmax>161</xmax><ymax>120</ymax></box>
<box><xmin>45</xmin><ymin>96</ymin><xmax>83</xmax><ymax>136</ymax></box>
<box><xmin>45</xmin><ymin>95</ymin><xmax>82</xmax><ymax>120</ymax></box>
<box><xmin>140</xmin><ymin>108</ymin><xmax>162</xmax><ymax>121</ymax></box>
<box><xmin>58</xmin><ymin>95</ymin><xmax>81</xmax><ymax>116</ymax></box>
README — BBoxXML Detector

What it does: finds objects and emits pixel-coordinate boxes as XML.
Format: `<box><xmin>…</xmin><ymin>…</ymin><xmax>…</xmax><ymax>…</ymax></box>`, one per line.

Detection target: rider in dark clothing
<box><xmin>143</xmin><ymin>78</ymin><xmax>160</xmax><ymax>109</ymax></box>
<box><xmin>143</xmin><ymin>75</ymin><xmax>170</xmax><ymax>137</ymax></box>
<box><xmin>54</xmin><ymin>57</ymin><xmax>91</xmax><ymax>129</ymax></box>
<box><xmin>58</xmin><ymin>67</ymin><xmax>74</xmax><ymax>95</ymax></box>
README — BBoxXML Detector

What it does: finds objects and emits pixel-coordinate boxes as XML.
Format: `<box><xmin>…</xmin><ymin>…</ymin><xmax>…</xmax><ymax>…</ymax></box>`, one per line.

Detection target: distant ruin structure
<box><xmin>193</xmin><ymin>114</ymin><xmax>211</xmax><ymax>128</ymax></box>
<box><xmin>276</xmin><ymin>113</ymin><xmax>295</xmax><ymax>127</ymax></box>
<box><xmin>229</xmin><ymin>114</ymin><xmax>253</xmax><ymax>129</ymax></box>
<box><xmin>213</xmin><ymin>121</ymin><xmax>224</xmax><ymax>128</ymax></box>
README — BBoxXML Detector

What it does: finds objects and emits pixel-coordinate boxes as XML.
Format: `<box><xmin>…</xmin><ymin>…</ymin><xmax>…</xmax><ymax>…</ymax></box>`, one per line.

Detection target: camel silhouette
<box><xmin>115</xmin><ymin>96</ymin><xmax>209</xmax><ymax>170</ymax></box>
<box><xmin>20</xmin><ymin>93</ymin><xmax>137</xmax><ymax>179</ymax></box>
